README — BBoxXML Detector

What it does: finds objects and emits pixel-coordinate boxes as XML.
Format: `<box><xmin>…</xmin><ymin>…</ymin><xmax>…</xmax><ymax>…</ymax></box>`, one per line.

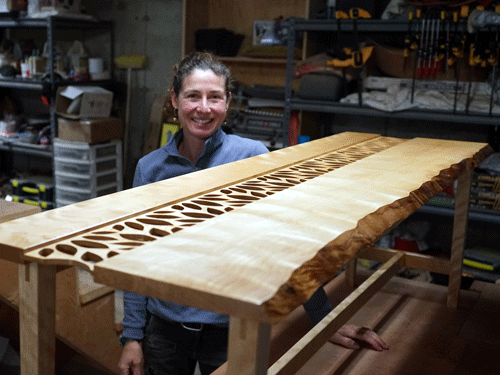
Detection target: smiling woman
<box><xmin>172</xmin><ymin>68</ymin><xmax>231</xmax><ymax>162</ymax></box>
<box><xmin>119</xmin><ymin>52</ymin><xmax>388</xmax><ymax>375</ymax></box>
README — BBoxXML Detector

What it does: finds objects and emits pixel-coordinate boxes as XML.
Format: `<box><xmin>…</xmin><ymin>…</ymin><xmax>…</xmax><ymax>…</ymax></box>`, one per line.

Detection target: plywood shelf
<box><xmin>182</xmin><ymin>0</ymin><xmax>312</xmax><ymax>87</ymax></box>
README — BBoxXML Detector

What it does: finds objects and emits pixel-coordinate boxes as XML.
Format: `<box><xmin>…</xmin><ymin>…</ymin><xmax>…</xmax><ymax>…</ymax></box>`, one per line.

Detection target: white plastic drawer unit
<box><xmin>55</xmin><ymin>170</ymin><xmax>121</xmax><ymax>192</ymax></box>
<box><xmin>53</xmin><ymin>138</ymin><xmax>122</xmax><ymax>162</ymax></box>
<box><xmin>54</xmin><ymin>156</ymin><xmax>120</xmax><ymax>176</ymax></box>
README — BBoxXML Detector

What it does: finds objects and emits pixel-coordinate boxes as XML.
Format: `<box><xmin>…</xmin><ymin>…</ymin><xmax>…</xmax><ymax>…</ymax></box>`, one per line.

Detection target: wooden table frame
<box><xmin>0</xmin><ymin>133</ymin><xmax>489</xmax><ymax>375</ymax></box>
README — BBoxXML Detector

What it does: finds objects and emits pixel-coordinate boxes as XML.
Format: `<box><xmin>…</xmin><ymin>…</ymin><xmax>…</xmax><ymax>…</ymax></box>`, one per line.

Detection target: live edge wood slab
<box><xmin>0</xmin><ymin>132</ymin><xmax>492</xmax><ymax>375</ymax></box>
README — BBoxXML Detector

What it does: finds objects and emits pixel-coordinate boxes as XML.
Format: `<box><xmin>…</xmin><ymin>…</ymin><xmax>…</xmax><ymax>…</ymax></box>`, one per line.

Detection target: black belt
<box><xmin>181</xmin><ymin>322</ymin><xmax>204</xmax><ymax>331</ymax></box>
<box><xmin>151</xmin><ymin>314</ymin><xmax>228</xmax><ymax>333</ymax></box>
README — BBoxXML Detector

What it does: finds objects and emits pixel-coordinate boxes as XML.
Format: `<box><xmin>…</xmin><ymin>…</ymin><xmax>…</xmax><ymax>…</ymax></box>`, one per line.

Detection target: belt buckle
<box><xmin>181</xmin><ymin>322</ymin><xmax>203</xmax><ymax>332</ymax></box>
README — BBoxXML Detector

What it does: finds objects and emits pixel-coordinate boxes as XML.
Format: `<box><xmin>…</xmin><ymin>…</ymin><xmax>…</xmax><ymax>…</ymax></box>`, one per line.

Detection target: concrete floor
<box><xmin>0</xmin><ymin>335</ymin><xmax>204</xmax><ymax>375</ymax></box>
<box><xmin>0</xmin><ymin>336</ymin><xmax>112</xmax><ymax>375</ymax></box>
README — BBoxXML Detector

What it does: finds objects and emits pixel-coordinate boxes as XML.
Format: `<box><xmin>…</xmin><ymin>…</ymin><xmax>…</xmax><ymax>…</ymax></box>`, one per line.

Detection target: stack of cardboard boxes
<box><xmin>55</xmin><ymin>86</ymin><xmax>123</xmax><ymax>207</ymax></box>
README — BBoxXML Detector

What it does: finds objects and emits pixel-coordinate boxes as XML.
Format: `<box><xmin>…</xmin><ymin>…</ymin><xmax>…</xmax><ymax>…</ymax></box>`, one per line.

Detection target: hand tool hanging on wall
<box><xmin>412</xmin><ymin>16</ymin><xmax>427</xmax><ymax>102</ymax></box>
<box><xmin>433</xmin><ymin>12</ymin><xmax>444</xmax><ymax>75</ymax></box>
<box><xmin>403</xmin><ymin>11</ymin><xmax>415</xmax><ymax>70</ymax></box>
<box><xmin>467</xmin><ymin>5</ymin><xmax>500</xmax><ymax>115</ymax></box>
<box><xmin>328</xmin><ymin>8</ymin><xmax>372</xmax><ymax>101</ymax></box>
<box><xmin>451</xmin><ymin>9</ymin><xmax>464</xmax><ymax>112</ymax></box>
<box><xmin>350</xmin><ymin>7</ymin><xmax>364</xmax><ymax>105</ymax></box>
<box><xmin>417</xmin><ymin>16</ymin><xmax>430</xmax><ymax>78</ymax></box>
<box><xmin>487</xmin><ymin>30</ymin><xmax>499</xmax><ymax>116</ymax></box>
<box><xmin>327</xmin><ymin>46</ymin><xmax>374</xmax><ymax>68</ymax></box>
<box><xmin>444</xmin><ymin>11</ymin><xmax>451</xmax><ymax>74</ymax></box>
<box><xmin>426</xmin><ymin>18</ymin><xmax>436</xmax><ymax>76</ymax></box>
<box><xmin>466</xmin><ymin>9</ymin><xmax>479</xmax><ymax>114</ymax></box>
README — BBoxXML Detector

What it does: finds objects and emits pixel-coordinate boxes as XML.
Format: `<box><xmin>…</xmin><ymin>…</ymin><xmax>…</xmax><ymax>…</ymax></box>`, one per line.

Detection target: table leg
<box><xmin>18</xmin><ymin>262</ymin><xmax>56</xmax><ymax>375</ymax></box>
<box><xmin>447</xmin><ymin>169</ymin><xmax>472</xmax><ymax>308</ymax></box>
<box><xmin>344</xmin><ymin>257</ymin><xmax>357</xmax><ymax>288</ymax></box>
<box><xmin>227</xmin><ymin>317</ymin><xmax>271</xmax><ymax>375</ymax></box>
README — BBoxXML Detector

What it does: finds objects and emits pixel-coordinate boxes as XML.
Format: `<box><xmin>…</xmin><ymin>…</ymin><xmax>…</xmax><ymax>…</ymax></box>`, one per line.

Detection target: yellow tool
<box><xmin>469</xmin><ymin>43</ymin><xmax>482</xmax><ymax>66</ymax></box>
<box><xmin>327</xmin><ymin>46</ymin><xmax>373</xmax><ymax>68</ymax></box>
<box><xmin>461</xmin><ymin>5</ymin><xmax>469</xmax><ymax>18</ymax></box>
<box><xmin>349</xmin><ymin>7</ymin><xmax>371</xmax><ymax>19</ymax></box>
<box><xmin>335</xmin><ymin>7</ymin><xmax>371</xmax><ymax>19</ymax></box>
<box><xmin>335</xmin><ymin>10</ymin><xmax>349</xmax><ymax>19</ymax></box>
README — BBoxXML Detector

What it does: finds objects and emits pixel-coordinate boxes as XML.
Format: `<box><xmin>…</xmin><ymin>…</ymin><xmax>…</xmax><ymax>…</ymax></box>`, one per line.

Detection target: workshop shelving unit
<box><xmin>283</xmin><ymin>18</ymin><xmax>500</xmax><ymax>142</ymax></box>
<box><xmin>283</xmin><ymin>17</ymin><xmax>500</xmax><ymax>224</ymax></box>
<box><xmin>0</xmin><ymin>16</ymin><xmax>115</xmax><ymax>179</ymax></box>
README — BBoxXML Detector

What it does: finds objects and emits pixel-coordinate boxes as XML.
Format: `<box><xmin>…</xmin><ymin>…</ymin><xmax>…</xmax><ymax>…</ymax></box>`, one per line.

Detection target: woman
<box><xmin>119</xmin><ymin>52</ymin><xmax>387</xmax><ymax>375</ymax></box>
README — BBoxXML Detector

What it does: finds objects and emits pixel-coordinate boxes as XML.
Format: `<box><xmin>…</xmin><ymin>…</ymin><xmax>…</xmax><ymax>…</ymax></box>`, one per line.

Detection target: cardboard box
<box><xmin>56</xmin><ymin>86</ymin><xmax>113</xmax><ymax>119</ymax></box>
<box><xmin>58</xmin><ymin>117</ymin><xmax>123</xmax><ymax>144</ymax></box>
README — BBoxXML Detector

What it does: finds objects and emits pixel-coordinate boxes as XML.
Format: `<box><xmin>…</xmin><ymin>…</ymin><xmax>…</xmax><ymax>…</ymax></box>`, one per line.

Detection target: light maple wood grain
<box><xmin>227</xmin><ymin>318</ymin><xmax>271</xmax><ymax>375</ymax></box>
<box><xmin>92</xmin><ymin>137</ymin><xmax>491</xmax><ymax>323</ymax></box>
<box><xmin>447</xmin><ymin>169</ymin><xmax>473</xmax><ymax>308</ymax></box>
<box><xmin>0</xmin><ymin>132</ymin><xmax>493</xmax><ymax>375</ymax></box>
<box><xmin>19</xmin><ymin>263</ymin><xmax>56</xmax><ymax>375</ymax></box>
<box><xmin>0</xmin><ymin>132</ymin><xmax>378</xmax><ymax>263</ymax></box>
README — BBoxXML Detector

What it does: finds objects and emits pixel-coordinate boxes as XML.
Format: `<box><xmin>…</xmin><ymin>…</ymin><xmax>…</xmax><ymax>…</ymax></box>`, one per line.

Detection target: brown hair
<box><xmin>171</xmin><ymin>52</ymin><xmax>233</xmax><ymax>98</ymax></box>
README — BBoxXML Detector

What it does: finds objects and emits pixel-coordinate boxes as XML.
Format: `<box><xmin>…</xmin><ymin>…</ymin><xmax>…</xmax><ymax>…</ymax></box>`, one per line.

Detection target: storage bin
<box><xmin>12</xmin><ymin>195</ymin><xmax>54</xmax><ymax>210</ymax></box>
<box><xmin>55</xmin><ymin>170</ymin><xmax>121</xmax><ymax>192</ymax></box>
<box><xmin>11</xmin><ymin>179</ymin><xmax>55</xmax><ymax>202</ymax></box>
<box><xmin>54</xmin><ymin>156</ymin><xmax>120</xmax><ymax>176</ymax></box>
<box><xmin>53</xmin><ymin>138</ymin><xmax>123</xmax><ymax>204</ymax></box>
<box><xmin>53</xmin><ymin>138</ymin><xmax>122</xmax><ymax>162</ymax></box>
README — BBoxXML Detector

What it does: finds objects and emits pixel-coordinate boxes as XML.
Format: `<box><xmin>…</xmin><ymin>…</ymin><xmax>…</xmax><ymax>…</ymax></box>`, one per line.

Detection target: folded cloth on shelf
<box><xmin>340</xmin><ymin>83</ymin><xmax>500</xmax><ymax>114</ymax></box>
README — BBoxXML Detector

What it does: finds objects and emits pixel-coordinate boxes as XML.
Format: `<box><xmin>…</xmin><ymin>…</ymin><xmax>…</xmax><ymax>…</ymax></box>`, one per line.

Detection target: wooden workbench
<box><xmin>0</xmin><ymin>199</ymin><xmax>120</xmax><ymax>374</ymax></box>
<box><xmin>0</xmin><ymin>200</ymin><xmax>41</xmax><ymax>224</ymax></box>
<box><xmin>0</xmin><ymin>132</ymin><xmax>492</xmax><ymax>375</ymax></box>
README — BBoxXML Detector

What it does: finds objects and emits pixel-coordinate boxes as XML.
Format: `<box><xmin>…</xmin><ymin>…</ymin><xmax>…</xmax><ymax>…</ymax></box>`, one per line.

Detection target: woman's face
<box><xmin>171</xmin><ymin>68</ymin><xmax>230</xmax><ymax>141</ymax></box>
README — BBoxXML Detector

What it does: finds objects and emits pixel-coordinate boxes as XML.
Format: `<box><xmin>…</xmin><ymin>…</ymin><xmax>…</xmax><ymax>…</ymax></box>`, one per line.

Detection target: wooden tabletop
<box><xmin>0</xmin><ymin>132</ymin><xmax>377</xmax><ymax>263</ymax></box>
<box><xmin>92</xmin><ymin>136</ymin><xmax>490</xmax><ymax>323</ymax></box>
<box><xmin>0</xmin><ymin>133</ymin><xmax>492</xmax><ymax>323</ymax></box>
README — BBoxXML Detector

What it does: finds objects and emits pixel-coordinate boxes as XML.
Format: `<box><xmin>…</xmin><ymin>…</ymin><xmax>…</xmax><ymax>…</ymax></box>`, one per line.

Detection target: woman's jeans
<box><xmin>143</xmin><ymin>314</ymin><xmax>229</xmax><ymax>375</ymax></box>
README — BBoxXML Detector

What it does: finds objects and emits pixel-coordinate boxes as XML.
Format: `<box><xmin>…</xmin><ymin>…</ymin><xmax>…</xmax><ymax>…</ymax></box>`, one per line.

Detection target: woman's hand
<box><xmin>329</xmin><ymin>323</ymin><xmax>389</xmax><ymax>351</ymax></box>
<box><xmin>118</xmin><ymin>340</ymin><xmax>144</xmax><ymax>375</ymax></box>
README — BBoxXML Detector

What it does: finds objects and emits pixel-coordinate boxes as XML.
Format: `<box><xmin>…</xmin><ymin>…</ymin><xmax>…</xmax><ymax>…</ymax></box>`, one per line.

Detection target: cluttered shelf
<box><xmin>289</xmin><ymin>98</ymin><xmax>500</xmax><ymax>126</ymax></box>
<box><xmin>416</xmin><ymin>153</ymin><xmax>500</xmax><ymax>225</ymax></box>
<box><xmin>289</xmin><ymin>18</ymin><xmax>432</xmax><ymax>33</ymax></box>
<box><xmin>281</xmin><ymin>10</ymin><xmax>500</xmax><ymax>226</ymax></box>
<box><xmin>0</xmin><ymin>77</ymin><xmax>43</xmax><ymax>89</ymax></box>
<box><xmin>283</xmin><ymin>12</ymin><xmax>500</xmax><ymax>142</ymax></box>
<box><xmin>419</xmin><ymin>204</ymin><xmax>500</xmax><ymax>225</ymax></box>
<box><xmin>0</xmin><ymin>139</ymin><xmax>51</xmax><ymax>157</ymax></box>
<box><xmin>0</xmin><ymin>15</ymin><xmax>113</xmax><ymax>29</ymax></box>
<box><xmin>0</xmin><ymin>77</ymin><xmax>115</xmax><ymax>90</ymax></box>
<box><xmin>0</xmin><ymin>12</ymin><xmax>116</xmax><ymax>175</ymax></box>
<box><xmin>220</xmin><ymin>56</ymin><xmax>289</xmax><ymax>65</ymax></box>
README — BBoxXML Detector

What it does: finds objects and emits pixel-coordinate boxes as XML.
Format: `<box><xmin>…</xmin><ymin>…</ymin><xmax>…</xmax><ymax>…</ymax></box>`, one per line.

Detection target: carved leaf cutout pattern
<box><xmin>29</xmin><ymin>137</ymin><xmax>404</xmax><ymax>271</ymax></box>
